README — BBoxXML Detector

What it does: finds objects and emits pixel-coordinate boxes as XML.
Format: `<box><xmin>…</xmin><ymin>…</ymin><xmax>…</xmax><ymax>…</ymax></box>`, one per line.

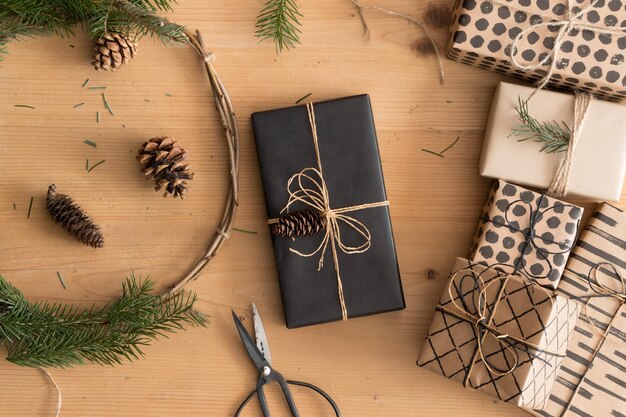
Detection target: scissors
<box><xmin>232</xmin><ymin>304</ymin><xmax>342</xmax><ymax>417</ymax></box>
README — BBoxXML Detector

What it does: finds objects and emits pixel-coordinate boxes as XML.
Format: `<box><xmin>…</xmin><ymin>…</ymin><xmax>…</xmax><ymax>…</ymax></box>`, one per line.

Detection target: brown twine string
<box><xmin>268</xmin><ymin>102</ymin><xmax>390</xmax><ymax>320</ymax></box>
<box><xmin>485</xmin><ymin>0</ymin><xmax>626</xmax><ymax>90</ymax></box>
<box><xmin>560</xmin><ymin>262</ymin><xmax>626</xmax><ymax>417</ymax></box>
<box><xmin>40</xmin><ymin>368</ymin><xmax>61</xmax><ymax>417</ymax></box>
<box><xmin>545</xmin><ymin>91</ymin><xmax>592</xmax><ymax>198</ymax></box>
<box><xmin>350</xmin><ymin>0</ymin><xmax>445</xmax><ymax>85</ymax></box>
<box><xmin>438</xmin><ymin>266</ymin><xmax>564</xmax><ymax>389</ymax></box>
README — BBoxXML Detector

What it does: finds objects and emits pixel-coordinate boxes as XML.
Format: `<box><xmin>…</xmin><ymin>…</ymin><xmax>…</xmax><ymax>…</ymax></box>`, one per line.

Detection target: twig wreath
<box><xmin>1</xmin><ymin>27</ymin><xmax>239</xmax><ymax>417</ymax></box>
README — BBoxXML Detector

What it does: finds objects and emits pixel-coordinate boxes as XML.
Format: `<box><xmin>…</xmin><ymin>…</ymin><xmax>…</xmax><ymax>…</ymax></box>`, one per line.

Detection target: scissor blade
<box><xmin>252</xmin><ymin>303</ymin><xmax>272</xmax><ymax>365</ymax></box>
<box><xmin>231</xmin><ymin>310</ymin><xmax>270</xmax><ymax>373</ymax></box>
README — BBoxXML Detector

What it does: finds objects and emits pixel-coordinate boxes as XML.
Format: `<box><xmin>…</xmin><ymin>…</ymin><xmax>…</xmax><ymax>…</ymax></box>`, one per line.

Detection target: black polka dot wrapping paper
<box><xmin>468</xmin><ymin>180</ymin><xmax>584</xmax><ymax>289</ymax></box>
<box><xmin>480</xmin><ymin>82</ymin><xmax>626</xmax><ymax>202</ymax></box>
<box><xmin>447</xmin><ymin>0</ymin><xmax>626</xmax><ymax>102</ymax></box>
<box><xmin>417</xmin><ymin>257</ymin><xmax>580</xmax><ymax>410</ymax></box>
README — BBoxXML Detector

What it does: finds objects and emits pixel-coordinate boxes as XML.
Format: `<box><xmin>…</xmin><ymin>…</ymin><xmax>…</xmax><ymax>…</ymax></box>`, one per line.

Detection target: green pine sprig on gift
<box><xmin>255</xmin><ymin>0</ymin><xmax>302</xmax><ymax>53</ymax></box>
<box><xmin>509</xmin><ymin>96</ymin><xmax>572</xmax><ymax>154</ymax></box>
<box><xmin>0</xmin><ymin>0</ymin><xmax>186</xmax><ymax>62</ymax></box>
<box><xmin>0</xmin><ymin>275</ymin><xmax>206</xmax><ymax>368</ymax></box>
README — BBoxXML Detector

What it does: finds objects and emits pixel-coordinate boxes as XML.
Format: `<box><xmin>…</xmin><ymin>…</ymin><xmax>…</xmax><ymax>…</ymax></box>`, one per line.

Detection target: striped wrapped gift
<box><xmin>530</xmin><ymin>203</ymin><xmax>626</xmax><ymax>417</ymax></box>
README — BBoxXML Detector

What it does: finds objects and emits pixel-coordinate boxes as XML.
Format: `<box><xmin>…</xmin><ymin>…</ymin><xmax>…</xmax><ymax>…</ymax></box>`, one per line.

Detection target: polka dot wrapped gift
<box><xmin>447</xmin><ymin>0</ymin><xmax>626</xmax><ymax>102</ymax></box>
<box><xmin>469</xmin><ymin>180</ymin><xmax>584</xmax><ymax>289</ymax></box>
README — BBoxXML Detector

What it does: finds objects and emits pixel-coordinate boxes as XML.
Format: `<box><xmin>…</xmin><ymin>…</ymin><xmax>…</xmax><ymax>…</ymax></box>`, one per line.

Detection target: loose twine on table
<box><xmin>40</xmin><ymin>368</ymin><xmax>61</xmax><ymax>417</ymax></box>
<box><xmin>268</xmin><ymin>102</ymin><xmax>389</xmax><ymax>320</ymax></box>
<box><xmin>350</xmin><ymin>0</ymin><xmax>445</xmax><ymax>84</ymax></box>
<box><xmin>560</xmin><ymin>262</ymin><xmax>626</xmax><ymax>416</ymax></box>
<box><xmin>436</xmin><ymin>266</ymin><xmax>565</xmax><ymax>389</ymax></box>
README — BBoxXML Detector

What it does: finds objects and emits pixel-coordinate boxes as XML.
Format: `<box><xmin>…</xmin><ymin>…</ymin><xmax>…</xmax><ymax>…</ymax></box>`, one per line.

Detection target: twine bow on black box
<box><xmin>268</xmin><ymin>102</ymin><xmax>390</xmax><ymax>321</ymax></box>
<box><xmin>483</xmin><ymin>193</ymin><xmax>580</xmax><ymax>283</ymax></box>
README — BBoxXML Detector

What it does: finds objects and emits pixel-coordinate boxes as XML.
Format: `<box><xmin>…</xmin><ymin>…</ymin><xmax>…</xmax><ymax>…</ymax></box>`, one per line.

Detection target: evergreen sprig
<box><xmin>0</xmin><ymin>0</ymin><xmax>186</xmax><ymax>62</ymax></box>
<box><xmin>509</xmin><ymin>96</ymin><xmax>572</xmax><ymax>154</ymax></box>
<box><xmin>255</xmin><ymin>0</ymin><xmax>302</xmax><ymax>53</ymax></box>
<box><xmin>0</xmin><ymin>275</ymin><xmax>206</xmax><ymax>368</ymax></box>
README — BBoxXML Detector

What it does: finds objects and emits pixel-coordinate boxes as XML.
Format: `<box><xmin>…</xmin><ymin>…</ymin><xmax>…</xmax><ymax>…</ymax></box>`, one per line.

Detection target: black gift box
<box><xmin>252</xmin><ymin>94</ymin><xmax>405</xmax><ymax>328</ymax></box>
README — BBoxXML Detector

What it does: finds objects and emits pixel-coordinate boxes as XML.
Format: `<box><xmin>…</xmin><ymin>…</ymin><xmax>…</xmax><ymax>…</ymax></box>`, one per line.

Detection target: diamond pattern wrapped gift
<box><xmin>528</xmin><ymin>203</ymin><xmax>626</xmax><ymax>417</ymax></box>
<box><xmin>469</xmin><ymin>180</ymin><xmax>583</xmax><ymax>289</ymax></box>
<box><xmin>417</xmin><ymin>258</ymin><xmax>579</xmax><ymax>411</ymax></box>
<box><xmin>447</xmin><ymin>0</ymin><xmax>626</xmax><ymax>102</ymax></box>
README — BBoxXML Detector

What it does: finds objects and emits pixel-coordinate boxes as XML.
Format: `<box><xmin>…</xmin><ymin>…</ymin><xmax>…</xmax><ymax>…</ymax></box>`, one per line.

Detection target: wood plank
<box><xmin>0</xmin><ymin>0</ymin><xmax>612</xmax><ymax>416</ymax></box>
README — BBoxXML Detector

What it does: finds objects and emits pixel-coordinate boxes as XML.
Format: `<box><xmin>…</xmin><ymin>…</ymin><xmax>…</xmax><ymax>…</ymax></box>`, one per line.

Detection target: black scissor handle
<box><xmin>234</xmin><ymin>380</ymin><xmax>341</xmax><ymax>417</ymax></box>
<box><xmin>286</xmin><ymin>380</ymin><xmax>341</xmax><ymax>417</ymax></box>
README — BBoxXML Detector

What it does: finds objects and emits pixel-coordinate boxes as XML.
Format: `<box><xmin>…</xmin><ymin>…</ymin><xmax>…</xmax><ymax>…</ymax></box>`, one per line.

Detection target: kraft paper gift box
<box><xmin>251</xmin><ymin>95</ymin><xmax>405</xmax><ymax>328</ymax></box>
<box><xmin>480</xmin><ymin>82</ymin><xmax>626</xmax><ymax>202</ymax></box>
<box><xmin>417</xmin><ymin>258</ymin><xmax>580</xmax><ymax>410</ymax></box>
<box><xmin>527</xmin><ymin>203</ymin><xmax>626</xmax><ymax>417</ymax></box>
<box><xmin>447</xmin><ymin>0</ymin><xmax>626</xmax><ymax>102</ymax></box>
<box><xmin>469</xmin><ymin>180</ymin><xmax>583</xmax><ymax>289</ymax></box>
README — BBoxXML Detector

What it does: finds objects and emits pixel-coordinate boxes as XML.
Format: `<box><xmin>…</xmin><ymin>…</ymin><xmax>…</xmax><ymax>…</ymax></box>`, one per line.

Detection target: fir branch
<box><xmin>0</xmin><ymin>0</ymin><xmax>186</xmax><ymax>62</ymax></box>
<box><xmin>0</xmin><ymin>1</ymin><xmax>73</xmax><ymax>37</ymax></box>
<box><xmin>255</xmin><ymin>0</ymin><xmax>302</xmax><ymax>53</ymax></box>
<box><xmin>87</xmin><ymin>0</ymin><xmax>187</xmax><ymax>44</ymax></box>
<box><xmin>0</xmin><ymin>274</ymin><xmax>206</xmax><ymax>368</ymax></box>
<box><xmin>509</xmin><ymin>96</ymin><xmax>572</xmax><ymax>154</ymax></box>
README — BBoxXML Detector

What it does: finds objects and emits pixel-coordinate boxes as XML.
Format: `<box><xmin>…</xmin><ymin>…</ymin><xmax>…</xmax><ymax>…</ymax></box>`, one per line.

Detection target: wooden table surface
<box><xmin>1</xmin><ymin>1</ymin><xmax>620</xmax><ymax>416</ymax></box>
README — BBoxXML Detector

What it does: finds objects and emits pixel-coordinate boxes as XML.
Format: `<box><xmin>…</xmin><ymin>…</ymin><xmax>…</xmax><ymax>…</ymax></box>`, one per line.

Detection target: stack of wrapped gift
<box><xmin>418</xmin><ymin>179</ymin><xmax>584</xmax><ymax>411</ymax></box>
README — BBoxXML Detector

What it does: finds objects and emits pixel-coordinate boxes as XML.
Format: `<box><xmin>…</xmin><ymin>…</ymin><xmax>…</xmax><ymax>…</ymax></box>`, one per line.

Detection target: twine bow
<box><xmin>495</xmin><ymin>0</ymin><xmax>618</xmax><ymax>196</ymax></box>
<box><xmin>269</xmin><ymin>102</ymin><xmax>390</xmax><ymax>321</ymax></box>
<box><xmin>488</xmin><ymin>195</ymin><xmax>579</xmax><ymax>280</ymax></box>
<box><xmin>437</xmin><ymin>265</ymin><xmax>564</xmax><ymax>390</ymax></box>
<box><xmin>504</xmin><ymin>0</ymin><xmax>626</xmax><ymax>91</ymax></box>
<box><xmin>560</xmin><ymin>262</ymin><xmax>625</xmax><ymax>416</ymax></box>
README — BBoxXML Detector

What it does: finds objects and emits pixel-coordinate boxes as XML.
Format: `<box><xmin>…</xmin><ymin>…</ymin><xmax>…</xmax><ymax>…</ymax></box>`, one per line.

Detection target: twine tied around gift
<box><xmin>540</xmin><ymin>91</ymin><xmax>592</xmax><ymax>198</ymax></box>
<box><xmin>267</xmin><ymin>102</ymin><xmax>390</xmax><ymax>321</ymax></box>
<box><xmin>436</xmin><ymin>264</ymin><xmax>565</xmax><ymax>390</ymax></box>
<box><xmin>486</xmin><ymin>194</ymin><xmax>580</xmax><ymax>280</ymax></box>
<box><xmin>561</xmin><ymin>262</ymin><xmax>626</xmax><ymax>416</ymax></box>
<box><xmin>496</xmin><ymin>0</ymin><xmax>626</xmax><ymax>91</ymax></box>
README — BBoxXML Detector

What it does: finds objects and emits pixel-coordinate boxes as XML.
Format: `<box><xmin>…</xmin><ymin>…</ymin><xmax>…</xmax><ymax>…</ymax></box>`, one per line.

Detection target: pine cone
<box><xmin>47</xmin><ymin>185</ymin><xmax>104</xmax><ymax>248</ymax></box>
<box><xmin>92</xmin><ymin>33</ymin><xmax>137</xmax><ymax>72</ymax></box>
<box><xmin>136</xmin><ymin>136</ymin><xmax>194</xmax><ymax>198</ymax></box>
<box><xmin>271</xmin><ymin>209</ymin><xmax>327</xmax><ymax>238</ymax></box>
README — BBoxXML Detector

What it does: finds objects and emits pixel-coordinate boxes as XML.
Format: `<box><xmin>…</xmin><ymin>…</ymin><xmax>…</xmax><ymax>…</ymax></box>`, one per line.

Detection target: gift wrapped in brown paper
<box><xmin>480</xmin><ymin>82</ymin><xmax>626</xmax><ymax>202</ymax></box>
<box><xmin>417</xmin><ymin>258</ymin><xmax>579</xmax><ymax>410</ymax></box>
<box><xmin>469</xmin><ymin>180</ymin><xmax>583</xmax><ymax>289</ymax></box>
<box><xmin>447</xmin><ymin>0</ymin><xmax>626</xmax><ymax>102</ymax></box>
<box><xmin>527</xmin><ymin>203</ymin><xmax>626</xmax><ymax>417</ymax></box>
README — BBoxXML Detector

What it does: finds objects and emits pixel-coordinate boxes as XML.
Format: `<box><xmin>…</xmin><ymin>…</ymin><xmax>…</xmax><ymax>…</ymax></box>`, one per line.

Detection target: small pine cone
<box><xmin>47</xmin><ymin>185</ymin><xmax>104</xmax><ymax>248</ymax></box>
<box><xmin>271</xmin><ymin>209</ymin><xmax>327</xmax><ymax>238</ymax></box>
<box><xmin>136</xmin><ymin>136</ymin><xmax>194</xmax><ymax>198</ymax></box>
<box><xmin>92</xmin><ymin>33</ymin><xmax>137</xmax><ymax>72</ymax></box>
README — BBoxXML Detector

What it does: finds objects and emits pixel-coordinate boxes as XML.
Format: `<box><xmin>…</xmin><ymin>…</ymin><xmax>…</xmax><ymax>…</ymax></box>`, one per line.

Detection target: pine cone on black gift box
<box><xmin>136</xmin><ymin>136</ymin><xmax>194</xmax><ymax>198</ymax></box>
<box><xmin>92</xmin><ymin>33</ymin><xmax>138</xmax><ymax>72</ymax></box>
<box><xmin>47</xmin><ymin>185</ymin><xmax>104</xmax><ymax>248</ymax></box>
<box><xmin>271</xmin><ymin>209</ymin><xmax>327</xmax><ymax>238</ymax></box>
